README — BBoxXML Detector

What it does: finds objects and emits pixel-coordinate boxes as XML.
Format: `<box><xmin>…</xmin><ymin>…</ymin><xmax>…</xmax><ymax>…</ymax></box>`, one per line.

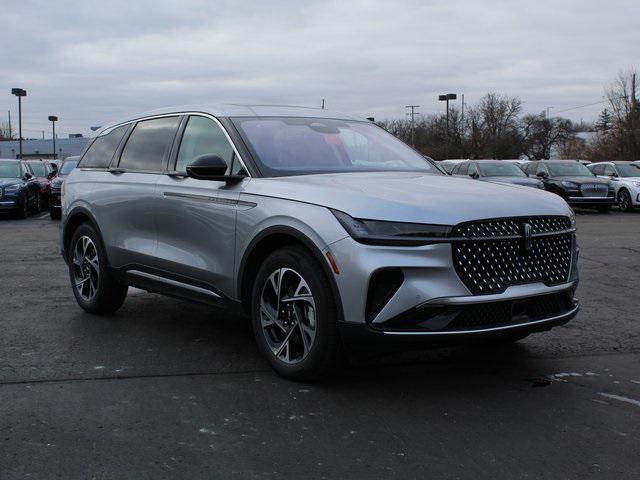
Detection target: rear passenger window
<box><xmin>457</xmin><ymin>163</ymin><xmax>469</xmax><ymax>175</ymax></box>
<box><xmin>175</xmin><ymin>116</ymin><xmax>235</xmax><ymax>173</ymax></box>
<box><xmin>80</xmin><ymin>125</ymin><xmax>128</xmax><ymax>168</ymax></box>
<box><xmin>119</xmin><ymin>117</ymin><xmax>180</xmax><ymax>172</ymax></box>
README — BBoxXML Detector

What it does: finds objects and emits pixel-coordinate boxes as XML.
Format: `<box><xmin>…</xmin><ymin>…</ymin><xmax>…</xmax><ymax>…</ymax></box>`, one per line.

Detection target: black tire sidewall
<box><xmin>251</xmin><ymin>246</ymin><xmax>340</xmax><ymax>380</ymax></box>
<box><xmin>619</xmin><ymin>189</ymin><xmax>632</xmax><ymax>212</ymax></box>
<box><xmin>68</xmin><ymin>222</ymin><xmax>126</xmax><ymax>314</ymax></box>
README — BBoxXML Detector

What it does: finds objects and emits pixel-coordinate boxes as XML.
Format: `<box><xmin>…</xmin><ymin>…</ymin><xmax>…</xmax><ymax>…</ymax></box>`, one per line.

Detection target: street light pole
<box><xmin>48</xmin><ymin>116</ymin><xmax>58</xmax><ymax>159</ymax></box>
<box><xmin>11</xmin><ymin>88</ymin><xmax>27</xmax><ymax>158</ymax></box>
<box><xmin>438</xmin><ymin>93</ymin><xmax>457</xmax><ymax>159</ymax></box>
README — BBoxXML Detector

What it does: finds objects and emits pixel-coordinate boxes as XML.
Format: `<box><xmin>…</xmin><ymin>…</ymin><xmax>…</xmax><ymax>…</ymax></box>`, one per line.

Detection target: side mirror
<box><xmin>186</xmin><ymin>154</ymin><xmax>244</xmax><ymax>184</ymax></box>
<box><xmin>47</xmin><ymin>172</ymin><xmax>56</xmax><ymax>180</ymax></box>
<box><xmin>24</xmin><ymin>172</ymin><xmax>33</xmax><ymax>180</ymax></box>
<box><xmin>537</xmin><ymin>171</ymin><xmax>549</xmax><ymax>179</ymax></box>
<box><xmin>469</xmin><ymin>171</ymin><xmax>479</xmax><ymax>179</ymax></box>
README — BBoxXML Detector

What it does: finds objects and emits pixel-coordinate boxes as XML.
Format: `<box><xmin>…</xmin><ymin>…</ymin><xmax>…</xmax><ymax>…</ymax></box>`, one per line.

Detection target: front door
<box><xmin>154</xmin><ymin>115</ymin><xmax>249</xmax><ymax>300</ymax></box>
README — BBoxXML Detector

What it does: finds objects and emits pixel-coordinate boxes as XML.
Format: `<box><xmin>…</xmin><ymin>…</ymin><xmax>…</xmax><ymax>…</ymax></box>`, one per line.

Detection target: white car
<box><xmin>588</xmin><ymin>161</ymin><xmax>640</xmax><ymax>211</ymax></box>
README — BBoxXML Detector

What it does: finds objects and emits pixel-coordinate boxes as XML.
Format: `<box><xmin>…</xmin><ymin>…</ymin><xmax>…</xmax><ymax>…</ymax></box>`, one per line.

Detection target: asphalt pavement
<box><xmin>0</xmin><ymin>209</ymin><xmax>639</xmax><ymax>479</ymax></box>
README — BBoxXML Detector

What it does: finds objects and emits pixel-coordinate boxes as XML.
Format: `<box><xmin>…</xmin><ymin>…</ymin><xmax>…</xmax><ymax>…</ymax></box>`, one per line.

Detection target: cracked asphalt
<box><xmin>1</xmin><ymin>209</ymin><xmax>639</xmax><ymax>479</ymax></box>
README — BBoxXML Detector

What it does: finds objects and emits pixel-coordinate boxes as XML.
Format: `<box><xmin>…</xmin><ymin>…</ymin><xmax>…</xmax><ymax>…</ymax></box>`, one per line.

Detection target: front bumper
<box><xmin>0</xmin><ymin>195</ymin><xmax>19</xmax><ymax>210</ymax></box>
<box><xmin>49</xmin><ymin>188</ymin><xmax>61</xmax><ymax>209</ymax></box>
<box><xmin>567</xmin><ymin>196</ymin><xmax>615</xmax><ymax>207</ymax></box>
<box><xmin>327</xmin><ymin>233</ymin><xmax>579</xmax><ymax>345</ymax></box>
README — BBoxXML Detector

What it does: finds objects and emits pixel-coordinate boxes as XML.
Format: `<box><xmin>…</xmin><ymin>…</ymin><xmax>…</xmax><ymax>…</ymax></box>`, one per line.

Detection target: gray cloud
<box><xmin>1</xmin><ymin>0</ymin><xmax>637</xmax><ymax>137</ymax></box>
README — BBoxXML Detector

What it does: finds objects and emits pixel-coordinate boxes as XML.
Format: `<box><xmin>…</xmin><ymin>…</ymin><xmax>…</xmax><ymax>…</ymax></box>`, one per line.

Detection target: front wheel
<box><xmin>251</xmin><ymin>246</ymin><xmax>342</xmax><ymax>381</ymax></box>
<box><xmin>618</xmin><ymin>189</ymin><xmax>633</xmax><ymax>212</ymax></box>
<box><xmin>15</xmin><ymin>193</ymin><xmax>28</xmax><ymax>219</ymax></box>
<box><xmin>69</xmin><ymin>223</ymin><xmax>128</xmax><ymax>314</ymax></box>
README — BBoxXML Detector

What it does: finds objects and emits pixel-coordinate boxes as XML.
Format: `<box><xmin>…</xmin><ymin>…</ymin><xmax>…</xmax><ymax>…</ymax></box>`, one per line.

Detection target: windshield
<box><xmin>60</xmin><ymin>161</ymin><xmax>77</xmax><ymax>175</ymax></box>
<box><xmin>28</xmin><ymin>162</ymin><xmax>47</xmax><ymax>177</ymax></box>
<box><xmin>477</xmin><ymin>162</ymin><xmax>526</xmax><ymax>177</ymax></box>
<box><xmin>232</xmin><ymin>117</ymin><xmax>441</xmax><ymax>176</ymax></box>
<box><xmin>0</xmin><ymin>162</ymin><xmax>21</xmax><ymax>178</ymax></box>
<box><xmin>546</xmin><ymin>162</ymin><xmax>593</xmax><ymax>177</ymax></box>
<box><xmin>617</xmin><ymin>163</ymin><xmax>640</xmax><ymax>177</ymax></box>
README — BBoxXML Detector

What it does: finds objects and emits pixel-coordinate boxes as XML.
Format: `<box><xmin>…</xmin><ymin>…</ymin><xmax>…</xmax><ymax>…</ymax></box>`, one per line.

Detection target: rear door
<box><xmin>154</xmin><ymin>114</ymin><xmax>249</xmax><ymax>300</ymax></box>
<box><xmin>101</xmin><ymin>116</ymin><xmax>181</xmax><ymax>269</ymax></box>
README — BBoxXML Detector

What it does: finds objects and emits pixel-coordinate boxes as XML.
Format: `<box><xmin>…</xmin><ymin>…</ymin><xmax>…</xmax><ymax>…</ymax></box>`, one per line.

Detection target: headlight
<box><xmin>569</xmin><ymin>212</ymin><xmax>576</xmax><ymax>229</ymax></box>
<box><xmin>331</xmin><ymin>210</ymin><xmax>452</xmax><ymax>246</ymax></box>
<box><xmin>4</xmin><ymin>184</ymin><xmax>21</xmax><ymax>193</ymax></box>
<box><xmin>561</xmin><ymin>181</ymin><xmax>579</xmax><ymax>188</ymax></box>
<box><xmin>632</xmin><ymin>181</ymin><xmax>640</xmax><ymax>188</ymax></box>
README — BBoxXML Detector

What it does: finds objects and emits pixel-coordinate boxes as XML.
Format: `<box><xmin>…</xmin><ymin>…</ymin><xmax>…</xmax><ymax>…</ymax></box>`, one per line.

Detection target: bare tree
<box><xmin>522</xmin><ymin>112</ymin><xmax>574</xmax><ymax>160</ymax></box>
<box><xmin>0</xmin><ymin>122</ymin><xmax>12</xmax><ymax>141</ymax></box>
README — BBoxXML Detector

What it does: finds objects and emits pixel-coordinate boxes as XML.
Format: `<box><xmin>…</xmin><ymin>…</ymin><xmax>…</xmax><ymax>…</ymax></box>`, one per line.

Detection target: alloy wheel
<box><xmin>72</xmin><ymin>235</ymin><xmax>100</xmax><ymax>301</ymax></box>
<box><xmin>260</xmin><ymin>267</ymin><xmax>317</xmax><ymax>364</ymax></box>
<box><xmin>619</xmin><ymin>190</ymin><xmax>631</xmax><ymax>211</ymax></box>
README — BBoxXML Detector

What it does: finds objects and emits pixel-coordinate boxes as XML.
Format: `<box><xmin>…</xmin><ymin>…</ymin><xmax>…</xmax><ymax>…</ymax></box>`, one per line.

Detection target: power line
<box><xmin>551</xmin><ymin>100</ymin><xmax>605</xmax><ymax>115</ymax></box>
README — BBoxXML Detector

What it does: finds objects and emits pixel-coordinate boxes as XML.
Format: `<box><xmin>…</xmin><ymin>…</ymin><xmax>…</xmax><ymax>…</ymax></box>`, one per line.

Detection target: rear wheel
<box><xmin>69</xmin><ymin>223</ymin><xmax>128</xmax><ymax>314</ymax></box>
<box><xmin>618</xmin><ymin>189</ymin><xmax>633</xmax><ymax>212</ymax></box>
<box><xmin>251</xmin><ymin>246</ymin><xmax>342</xmax><ymax>381</ymax></box>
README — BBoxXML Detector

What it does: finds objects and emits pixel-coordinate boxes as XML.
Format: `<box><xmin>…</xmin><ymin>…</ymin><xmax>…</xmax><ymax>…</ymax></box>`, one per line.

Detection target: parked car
<box><xmin>438</xmin><ymin>159</ymin><xmax>467</xmax><ymax>174</ymax></box>
<box><xmin>587</xmin><ymin>161</ymin><xmax>640</xmax><ymax>212</ymax></box>
<box><xmin>61</xmin><ymin>105</ymin><xmax>579</xmax><ymax>380</ymax></box>
<box><xmin>522</xmin><ymin>160</ymin><xmax>614</xmax><ymax>211</ymax></box>
<box><xmin>25</xmin><ymin>160</ymin><xmax>56</xmax><ymax>210</ymax></box>
<box><xmin>0</xmin><ymin>159</ymin><xmax>41</xmax><ymax>218</ymax></box>
<box><xmin>49</xmin><ymin>156</ymin><xmax>79</xmax><ymax>219</ymax></box>
<box><xmin>451</xmin><ymin>160</ymin><xmax>544</xmax><ymax>189</ymax></box>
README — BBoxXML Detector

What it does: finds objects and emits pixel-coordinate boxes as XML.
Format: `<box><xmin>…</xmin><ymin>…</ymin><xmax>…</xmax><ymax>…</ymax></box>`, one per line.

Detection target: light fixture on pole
<box><xmin>438</xmin><ymin>93</ymin><xmax>457</xmax><ymax>159</ymax></box>
<box><xmin>48</xmin><ymin>116</ymin><xmax>58</xmax><ymax>159</ymax></box>
<box><xmin>11</xmin><ymin>88</ymin><xmax>27</xmax><ymax>158</ymax></box>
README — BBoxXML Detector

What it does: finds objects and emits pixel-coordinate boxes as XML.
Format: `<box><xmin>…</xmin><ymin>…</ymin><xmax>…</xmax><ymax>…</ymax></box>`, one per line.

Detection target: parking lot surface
<box><xmin>1</xmin><ymin>210</ymin><xmax>639</xmax><ymax>479</ymax></box>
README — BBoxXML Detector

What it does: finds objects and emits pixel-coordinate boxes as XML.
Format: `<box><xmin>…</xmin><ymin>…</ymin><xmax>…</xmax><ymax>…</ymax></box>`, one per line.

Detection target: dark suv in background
<box><xmin>49</xmin><ymin>156</ymin><xmax>79</xmax><ymax>219</ymax></box>
<box><xmin>522</xmin><ymin>160</ymin><xmax>614</xmax><ymax>211</ymax></box>
<box><xmin>0</xmin><ymin>159</ymin><xmax>41</xmax><ymax>218</ymax></box>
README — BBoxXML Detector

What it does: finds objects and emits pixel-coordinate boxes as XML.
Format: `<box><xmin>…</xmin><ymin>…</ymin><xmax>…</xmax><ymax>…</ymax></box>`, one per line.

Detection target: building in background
<box><xmin>0</xmin><ymin>136</ymin><xmax>89</xmax><ymax>159</ymax></box>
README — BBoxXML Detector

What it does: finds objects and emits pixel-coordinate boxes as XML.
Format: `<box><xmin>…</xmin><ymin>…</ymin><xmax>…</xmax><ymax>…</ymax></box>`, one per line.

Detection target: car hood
<box><xmin>480</xmin><ymin>176</ymin><xmax>542</xmax><ymax>188</ymax></box>
<box><xmin>0</xmin><ymin>178</ymin><xmax>21</xmax><ymax>188</ymax></box>
<box><xmin>552</xmin><ymin>176</ymin><xmax>609</xmax><ymax>185</ymax></box>
<box><xmin>243</xmin><ymin>172</ymin><xmax>572</xmax><ymax>225</ymax></box>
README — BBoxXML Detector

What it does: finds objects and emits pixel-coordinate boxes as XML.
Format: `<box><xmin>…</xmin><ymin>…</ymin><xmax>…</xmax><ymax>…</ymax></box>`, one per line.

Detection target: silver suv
<box><xmin>61</xmin><ymin>105</ymin><xmax>580</xmax><ymax>380</ymax></box>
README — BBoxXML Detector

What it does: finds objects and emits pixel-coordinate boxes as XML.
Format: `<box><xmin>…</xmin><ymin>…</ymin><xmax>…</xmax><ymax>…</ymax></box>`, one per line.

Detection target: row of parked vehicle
<box><xmin>439</xmin><ymin>159</ymin><xmax>640</xmax><ymax>212</ymax></box>
<box><xmin>0</xmin><ymin>156</ymin><xmax>78</xmax><ymax>219</ymax></box>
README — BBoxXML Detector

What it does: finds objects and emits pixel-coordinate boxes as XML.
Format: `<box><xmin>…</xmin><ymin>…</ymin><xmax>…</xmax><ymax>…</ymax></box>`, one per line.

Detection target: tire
<box><xmin>68</xmin><ymin>222</ymin><xmax>128</xmax><ymax>314</ymax></box>
<box><xmin>15</xmin><ymin>193</ymin><xmax>28</xmax><ymax>219</ymax></box>
<box><xmin>50</xmin><ymin>207</ymin><xmax>61</xmax><ymax>220</ymax></box>
<box><xmin>618</xmin><ymin>189</ymin><xmax>633</xmax><ymax>212</ymax></box>
<box><xmin>31</xmin><ymin>193</ymin><xmax>41</xmax><ymax>213</ymax></box>
<box><xmin>251</xmin><ymin>246</ymin><xmax>342</xmax><ymax>381</ymax></box>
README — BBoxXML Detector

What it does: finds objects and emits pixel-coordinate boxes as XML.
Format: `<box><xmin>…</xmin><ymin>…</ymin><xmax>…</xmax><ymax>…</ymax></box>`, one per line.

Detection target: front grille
<box><xmin>579</xmin><ymin>183</ymin><xmax>608</xmax><ymax>197</ymax></box>
<box><xmin>452</xmin><ymin>216</ymin><xmax>573</xmax><ymax>295</ymax></box>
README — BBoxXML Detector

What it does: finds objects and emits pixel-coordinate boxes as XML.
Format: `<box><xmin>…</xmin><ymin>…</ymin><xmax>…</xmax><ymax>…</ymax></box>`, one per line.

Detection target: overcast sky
<box><xmin>1</xmin><ymin>0</ymin><xmax>638</xmax><ymax>138</ymax></box>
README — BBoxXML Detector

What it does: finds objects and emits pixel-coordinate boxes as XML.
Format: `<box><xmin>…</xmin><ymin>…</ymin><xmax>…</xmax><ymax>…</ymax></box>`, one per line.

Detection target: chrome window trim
<box><xmin>101</xmin><ymin>111</ymin><xmax>252</xmax><ymax>178</ymax></box>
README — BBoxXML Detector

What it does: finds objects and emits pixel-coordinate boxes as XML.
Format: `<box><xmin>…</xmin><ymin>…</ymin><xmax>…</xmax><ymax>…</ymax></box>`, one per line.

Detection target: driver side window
<box><xmin>175</xmin><ymin>116</ymin><xmax>236</xmax><ymax>173</ymax></box>
<box><xmin>468</xmin><ymin>163</ymin><xmax>478</xmax><ymax>176</ymax></box>
<box><xmin>536</xmin><ymin>163</ymin><xmax>547</xmax><ymax>176</ymax></box>
<box><xmin>603</xmin><ymin>165</ymin><xmax>616</xmax><ymax>176</ymax></box>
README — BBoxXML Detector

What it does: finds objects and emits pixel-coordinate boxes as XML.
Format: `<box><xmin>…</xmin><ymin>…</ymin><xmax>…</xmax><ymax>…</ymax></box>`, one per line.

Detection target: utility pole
<box><xmin>405</xmin><ymin>105</ymin><xmax>420</xmax><ymax>148</ymax></box>
<box><xmin>7</xmin><ymin>111</ymin><xmax>11</xmax><ymax>139</ymax></box>
<box><xmin>321</xmin><ymin>99</ymin><xmax>325</xmax><ymax>109</ymax></box>
<box><xmin>48</xmin><ymin>116</ymin><xmax>58</xmax><ymax>159</ymax></box>
<box><xmin>11</xmin><ymin>88</ymin><xmax>27</xmax><ymax>158</ymax></box>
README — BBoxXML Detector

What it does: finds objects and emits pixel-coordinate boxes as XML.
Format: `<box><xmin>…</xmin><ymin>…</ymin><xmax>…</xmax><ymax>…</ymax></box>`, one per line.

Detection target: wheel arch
<box><xmin>62</xmin><ymin>207</ymin><xmax>107</xmax><ymax>264</ymax></box>
<box><xmin>237</xmin><ymin>226</ymin><xmax>344</xmax><ymax>321</ymax></box>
